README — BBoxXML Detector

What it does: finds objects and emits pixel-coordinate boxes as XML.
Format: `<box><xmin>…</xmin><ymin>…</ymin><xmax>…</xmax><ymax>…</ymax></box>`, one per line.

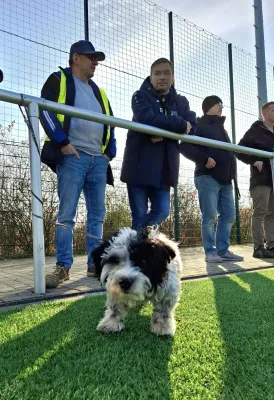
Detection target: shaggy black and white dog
<box><xmin>92</xmin><ymin>227</ymin><xmax>182</xmax><ymax>336</ymax></box>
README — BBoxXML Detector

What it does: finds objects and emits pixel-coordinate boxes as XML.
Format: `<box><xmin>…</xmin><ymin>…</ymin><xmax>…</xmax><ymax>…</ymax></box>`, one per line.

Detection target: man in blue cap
<box><xmin>40</xmin><ymin>40</ymin><xmax>116</xmax><ymax>288</ymax></box>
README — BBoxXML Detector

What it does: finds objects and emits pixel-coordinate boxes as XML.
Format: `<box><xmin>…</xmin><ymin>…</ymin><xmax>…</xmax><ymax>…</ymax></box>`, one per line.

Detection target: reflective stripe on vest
<box><xmin>99</xmin><ymin>88</ymin><xmax>111</xmax><ymax>152</ymax></box>
<box><xmin>44</xmin><ymin>69</ymin><xmax>66</xmax><ymax>142</ymax></box>
<box><xmin>56</xmin><ymin>70</ymin><xmax>67</xmax><ymax>126</ymax></box>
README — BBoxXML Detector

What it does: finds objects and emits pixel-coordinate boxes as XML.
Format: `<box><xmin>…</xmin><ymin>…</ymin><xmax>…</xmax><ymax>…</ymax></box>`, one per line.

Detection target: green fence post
<box><xmin>228</xmin><ymin>43</ymin><xmax>241</xmax><ymax>244</ymax></box>
<box><xmin>169</xmin><ymin>12</ymin><xmax>180</xmax><ymax>241</ymax></box>
<box><xmin>84</xmin><ymin>0</ymin><xmax>89</xmax><ymax>40</ymax></box>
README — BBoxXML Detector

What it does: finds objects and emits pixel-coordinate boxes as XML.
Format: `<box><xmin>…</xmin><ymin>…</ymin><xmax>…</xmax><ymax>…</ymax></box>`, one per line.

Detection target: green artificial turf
<box><xmin>1</xmin><ymin>270</ymin><xmax>274</xmax><ymax>399</ymax></box>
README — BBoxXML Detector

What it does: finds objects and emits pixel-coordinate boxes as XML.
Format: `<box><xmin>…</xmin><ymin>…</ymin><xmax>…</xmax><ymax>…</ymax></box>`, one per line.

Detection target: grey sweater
<box><xmin>68</xmin><ymin>76</ymin><xmax>104</xmax><ymax>156</ymax></box>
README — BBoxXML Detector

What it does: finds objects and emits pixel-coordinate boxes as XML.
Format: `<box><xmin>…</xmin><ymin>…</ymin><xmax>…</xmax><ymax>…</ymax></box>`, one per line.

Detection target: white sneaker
<box><xmin>221</xmin><ymin>250</ymin><xmax>244</xmax><ymax>262</ymax></box>
<box><xmin>205</xmin><ymin>253</ymin><xmax>223</xmax><ymax>263</ymax></box>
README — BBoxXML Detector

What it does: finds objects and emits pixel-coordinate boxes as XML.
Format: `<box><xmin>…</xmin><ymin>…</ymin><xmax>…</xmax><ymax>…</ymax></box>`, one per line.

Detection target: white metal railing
<box><xmin>0</xmin><ymin>87</ymin><xmax>274</xmax><ymax>295</ymax></box>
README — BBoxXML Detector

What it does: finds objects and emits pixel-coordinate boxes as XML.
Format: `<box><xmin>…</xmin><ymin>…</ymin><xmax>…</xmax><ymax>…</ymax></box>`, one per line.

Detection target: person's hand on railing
<box><xmin>185</xmin><ymin>121</ymin><xmax>192</xmax><ymax>134</ymax></box>
<box><xmin>61</xmin><ymin>143</ymin><xmax>80</xmax><ymax>159</ymax></box>
<box><xmin>254</xmin><ymin>161</ymin><xmax>263</xmax><ymax>172</ymax></box>
<box><xmin>151</xmin><ymin>136</ymin><xmax>163</xmax><ymax>143</ymax></box>
<box><xmin>205</xmin><ymin>157</ymin><xmax>216</xmax><ymax>169</ymax></box>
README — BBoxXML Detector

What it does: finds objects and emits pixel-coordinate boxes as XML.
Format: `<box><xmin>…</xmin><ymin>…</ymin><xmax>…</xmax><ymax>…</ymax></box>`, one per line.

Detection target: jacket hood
<box><xmin>59</xmin><ymin>66</ymin><xmax>72</xmax><ymax>76</ymax></box>
<box><xmin>250</xmin><ymin>120</ymin><xmax>273</xmax><ymax>131</ymax></box>
<box><xmin>197</xmin><ymin>115</ymin><xmax>226</xmax><ymax>125</ymax></box>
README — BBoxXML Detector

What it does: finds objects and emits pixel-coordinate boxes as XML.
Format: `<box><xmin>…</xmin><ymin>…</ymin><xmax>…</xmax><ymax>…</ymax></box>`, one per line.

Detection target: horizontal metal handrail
<box><xmin>0</xmin><ymin>88</ymin><xmax>273</xmax><ymax>159</ymax></box>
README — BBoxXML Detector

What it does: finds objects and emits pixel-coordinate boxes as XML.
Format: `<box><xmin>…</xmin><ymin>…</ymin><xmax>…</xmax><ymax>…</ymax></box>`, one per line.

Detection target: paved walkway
<box><xmin>1</xmin><ymin>244</ymin><xmax>274</xmax><ymax>308</ymax></box>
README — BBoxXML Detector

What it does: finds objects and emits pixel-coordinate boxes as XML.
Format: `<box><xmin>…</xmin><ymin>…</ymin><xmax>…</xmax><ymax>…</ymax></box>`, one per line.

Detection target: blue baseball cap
<box><xmin>69</xmin><ymin>40</ymin><xmax>105</xmax><ymax>61</ymax></box>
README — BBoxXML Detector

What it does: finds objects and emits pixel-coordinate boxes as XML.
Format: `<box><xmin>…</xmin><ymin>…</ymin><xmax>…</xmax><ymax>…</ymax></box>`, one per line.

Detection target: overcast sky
<box><xmin>154</xmin><ymin>0</ymin><xmax>274</xmax><ymax>63</ymax></box>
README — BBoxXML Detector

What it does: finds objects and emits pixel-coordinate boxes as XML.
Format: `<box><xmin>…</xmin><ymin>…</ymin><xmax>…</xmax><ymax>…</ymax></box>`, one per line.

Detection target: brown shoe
<box><xmin>45</xmin><ymin>265</ymin><xmax>70</xmax><ymax>289</ymax></box>
<box><xmin>87</xmin><ymin>266</ymin><xmax>96</xmax><ymax>277</ymax></box>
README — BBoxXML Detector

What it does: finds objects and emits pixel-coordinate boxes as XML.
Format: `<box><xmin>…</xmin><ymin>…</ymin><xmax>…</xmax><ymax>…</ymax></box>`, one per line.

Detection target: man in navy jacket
<box><xmin>121</xmin><ymin>58</ymin><xmax>197</xmax><ymax>230</ymax></box>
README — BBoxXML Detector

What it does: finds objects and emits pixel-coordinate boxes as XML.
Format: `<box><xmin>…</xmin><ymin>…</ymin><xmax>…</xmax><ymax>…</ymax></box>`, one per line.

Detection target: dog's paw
<box><xmin>96</xmin><ymin>318</ymin><xmax>124</xmax><ymax>333</ymax></box>
<box><xmin>150</xmin><ymin>318</ymin><xmax>176</xmax><ymax>336</ymax></box>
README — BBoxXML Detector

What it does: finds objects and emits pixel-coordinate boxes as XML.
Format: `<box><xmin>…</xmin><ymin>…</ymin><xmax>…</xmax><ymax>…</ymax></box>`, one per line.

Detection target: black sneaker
<box><xmin>253</xmin><ymin>246</ymin><xmax>274</xmax><ymax>259</ymax></box>
<box><xmin>266</xmin><ymin>247</ymin><xmax>274</xmax><ymax>254</ymax></box>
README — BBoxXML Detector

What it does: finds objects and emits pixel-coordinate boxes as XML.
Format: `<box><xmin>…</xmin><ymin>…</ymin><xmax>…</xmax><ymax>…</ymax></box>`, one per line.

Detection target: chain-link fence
<box><xmin>0</xmin><ymin>0</ymin><xmax>273</xmax><ymax>258</ymax></box>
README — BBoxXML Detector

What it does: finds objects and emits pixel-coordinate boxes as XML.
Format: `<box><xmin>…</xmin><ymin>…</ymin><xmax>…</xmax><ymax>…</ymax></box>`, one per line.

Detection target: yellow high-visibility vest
<box><xmin>45</xmin><ymin>69</ymin><xmax>111</xmax><ymax>153</ymax></box>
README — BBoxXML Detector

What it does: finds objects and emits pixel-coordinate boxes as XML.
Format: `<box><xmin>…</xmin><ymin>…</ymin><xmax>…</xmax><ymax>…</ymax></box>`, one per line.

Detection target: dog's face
<box><xmin>92</xmin><ymin>228</ymin><xmax>176</xmax><ymax>302</ymax></box>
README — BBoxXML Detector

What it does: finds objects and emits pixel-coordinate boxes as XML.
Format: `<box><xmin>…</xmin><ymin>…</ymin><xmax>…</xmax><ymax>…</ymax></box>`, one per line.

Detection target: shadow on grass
<box><xmin>0</xmin><ymin>295</ymin><xmax>173</xmax><ymax>400</ymax></box>
<box><xmin>213</xmin><ymin>271</ymin><xmax>274</xmax><ymax>399</ymax></box>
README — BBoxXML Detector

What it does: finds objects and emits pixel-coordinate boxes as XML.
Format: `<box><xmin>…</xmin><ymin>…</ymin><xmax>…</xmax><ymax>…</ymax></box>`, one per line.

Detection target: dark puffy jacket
<box><xmin>236</xmin><ymin>120</ymin><xmax>274</xmax><ymax>189</ymax></box>
<box><xmin>120</xmin><ymin>77</ymin><xmax>197</xmax><ymax>188</ymax></box>
<box><xmin>180</xmin><ymin>115</ymin><xmax>237</xmax><ymax>184</ymax></box>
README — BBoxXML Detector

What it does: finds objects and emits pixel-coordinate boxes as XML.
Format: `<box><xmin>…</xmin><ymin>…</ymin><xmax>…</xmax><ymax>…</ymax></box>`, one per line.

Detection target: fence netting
<box><xmin>0</xmin><ymin>0</ymin><xmax>273</xmax><ymax>257</ymax></box>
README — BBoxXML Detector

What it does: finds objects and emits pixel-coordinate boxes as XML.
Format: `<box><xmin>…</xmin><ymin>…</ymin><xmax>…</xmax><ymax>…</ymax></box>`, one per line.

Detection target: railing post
<box><xmin>28</xmin><ymin>101</ymin><xmax>45</xmax><ymax>294</ymax></box>
<box><xmin>228</xmin><ymin>43</ymin><xmax>241</xmax><ymax>244</ymax></box>
<box><xmin>169</xmin><ymin>11</ymin><xmax>180</xmax><ymax>242</ymax></box>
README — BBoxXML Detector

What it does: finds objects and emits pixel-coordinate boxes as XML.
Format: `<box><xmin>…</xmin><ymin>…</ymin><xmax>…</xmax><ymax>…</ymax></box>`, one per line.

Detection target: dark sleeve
<box><xmin>180</xmin><ymin>125</ymin><xmax>209</xmax><ymax>164</ymax></box>
<box><xmin>236</xmin><ymin>129</ymin><xmax>264</xmax><ymax>165</ymax></box>
<box><xmin>132</xmin><ymin>90</ymin><xmax>188</xmax><ymax>134</ymax></box>
<box><xmin>180</xmin><ymin>96</ymin><xmax>197</xmax><ymax>134</ymax></box>
<box><xmin>40</xmin><ymin>74</ymin><xmax>69</xmax><ymax>146</ymax></box>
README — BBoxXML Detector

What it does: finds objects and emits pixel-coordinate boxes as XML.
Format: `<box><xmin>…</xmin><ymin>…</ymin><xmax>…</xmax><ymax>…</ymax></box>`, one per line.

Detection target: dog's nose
<box><xmin>119</xmin><ymin>278</ymin><xmax>133</xmax><ymax>292</ymax></box>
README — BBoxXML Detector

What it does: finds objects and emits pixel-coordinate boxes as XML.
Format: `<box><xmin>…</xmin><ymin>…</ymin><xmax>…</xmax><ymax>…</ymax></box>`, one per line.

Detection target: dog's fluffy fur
<box><xmin>92</xmin><ymin>227</ymin><xmax>182</xmax><ymax>336</ymax></box>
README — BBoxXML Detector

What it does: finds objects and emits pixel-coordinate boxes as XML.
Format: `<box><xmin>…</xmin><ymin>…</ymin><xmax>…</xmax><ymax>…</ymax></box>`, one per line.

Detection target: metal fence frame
<box><xmin>1</xmin><ymin>0</ymin><xmax>272</xmax><ymax>252</ymax></box>
<box><xmin>1</xmin><ymin>87</ymin><xmax>274</xmax><ymax>295</ymax></box>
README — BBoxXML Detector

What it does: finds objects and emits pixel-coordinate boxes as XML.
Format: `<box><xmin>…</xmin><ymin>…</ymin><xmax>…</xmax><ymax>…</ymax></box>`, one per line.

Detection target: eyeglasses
<box><xmin>76</xmin><ymin>53</ymin><xmax>99</xmax><ymax>61</ymax></box>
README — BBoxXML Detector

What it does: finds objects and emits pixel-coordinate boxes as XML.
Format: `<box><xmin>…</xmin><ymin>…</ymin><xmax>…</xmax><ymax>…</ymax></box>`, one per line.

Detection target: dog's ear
<box><xmin>91</xmin><ymin>240</ymin><xmax>111</xmax><ymax>279</ymax></box>
<box><xmin>163</xmin><ymin>243</ymin><xmax>176</xmax><ymax>263</ymax></box>
<box><xmin>150</xmin><ymin>241</ymin><xmax>176</xmax><ymax>288</ymax></box>
<box><xmin>130</xmin><ymin>238</ymin><xmax>176</xmax><ymax>291</ymax></box>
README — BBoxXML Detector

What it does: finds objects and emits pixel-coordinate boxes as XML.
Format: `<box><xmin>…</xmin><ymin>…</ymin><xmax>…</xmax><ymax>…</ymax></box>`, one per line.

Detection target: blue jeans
<box><xmin>56</xmin><ymin>151</ymin><xmax>108</xmax><ymax>268</ymax></box>
<box><xmin>194</xmin><ymin>175</ymin><xmax>235</xmax><ymax>256</ymax></box>
<box><xmin>127</xmin><ymin>184</ymin><xmax>170</xmax><ymax>230</ymax></box>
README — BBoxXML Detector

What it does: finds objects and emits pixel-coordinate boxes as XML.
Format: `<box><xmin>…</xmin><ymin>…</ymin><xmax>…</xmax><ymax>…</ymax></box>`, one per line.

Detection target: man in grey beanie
<box><xmin>180</xmin><ymin>95</ymin><xmax>243</xmax><ymax>263</ymax></box>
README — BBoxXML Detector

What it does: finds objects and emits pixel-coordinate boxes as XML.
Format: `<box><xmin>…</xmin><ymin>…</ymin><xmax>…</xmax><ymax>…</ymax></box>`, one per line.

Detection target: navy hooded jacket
<box><xmin>120</xmin><ymin>77</ymin><xmax>197</xmax><ymax>188</ymax></box>
<box><xmin>180</xmin><ymin>115</ymin><xmax>237</xmax><ymax>185</ymax></box>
